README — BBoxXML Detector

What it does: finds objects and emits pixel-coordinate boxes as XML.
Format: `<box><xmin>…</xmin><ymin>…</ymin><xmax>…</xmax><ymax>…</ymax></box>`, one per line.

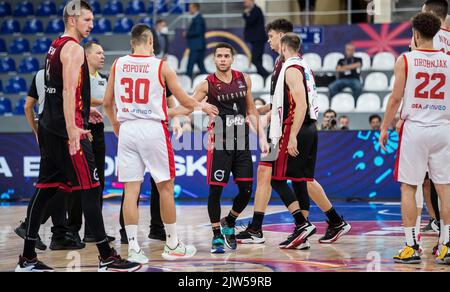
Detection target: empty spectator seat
<box><xmin>32</xmin><ymin>37</ymin><xmax>52</xmax><ymax>54</ymax></box>
<box><xmin>0</xmin><ymin>96</ymin><xmax>12</xmax><ymax>113</ymax></box>
<box><xmin>8</xmin><ymin>38</ymin><xmax>30</xmax><ymax>54</ymax></box>
<box><xmin>250</xmin><ymin>74</ymin><xmax>265</xmax><ymax>92</ymax></box>
<box><xmin>114</xmin><ymin>18</ymin><xmax>134</xmax><ymax>33</ymax></box>
<box><xmin>13</xmin><ymin>97</ymin><xmax>26</xmax><ymax>115</ymax></box>
<box><xmin>331</xmin><ymin>93</ymin><xmax>355</xmax><ymax>112</ymax></box>
<box><xmin>46</xmin><ymin>18</ymin><xmax>64</xmax><ymax>34</ymax></box>
<box><xmin>177</xmin><ymin>75</ymin><xmax>192</xmax><ymax>91</ymax></box>
<box><xmin>1</xmin><ymin>19</ymin><xmax>21</xmax><ymax>34</ymax></box>
<box><xmin>317</xmin><ymin>93</ymin><xmax>330</xmax><ymax>113</ymax></box>
<box><xmin>103</xmin><ymin>0</ymin><xmax>123</xmax><ymax>15</ymax></box>
<box><xmin>0</xmin><ymin>1</ymin><xmax>12</xmax><ymax>17</ymax></box>
<box><xmin>4</xmin><ymin>77</ymin><xmax>27</xmax><ymax>94</ymax></box>
<box><xmin>0</xmin><ymin>57</ymin><xmax>16</xmax><ymax>73</ymax></box>
<box><xmin>35</xmin><ymin>0</ymin><xmax>56</xmax><ymax>16</ymax></box>
<box><xmin>364</xmin><ymin>72</ymin><xmax>389</xmax><ymax>91</ymax></box>
<box><xmin>166</xmin><ymin>55</ymin><xmax>179</xmax><ymax>71</ymax></box>
<box><xmin>126</xmin><ymin>0</ymin><xmax>145</xmax><ymax>15</ymax></box>
<box><xmin>303</xmin><ymin>53</ymin><xmax>322</xmax><ymax>71</ymax></box>
<box><xmin>22</xmin><ymin>18</ymin><xmax>44</xmax><ymax>34</ymax></box>
<box><xmin>322</xmin><ymin>52</ymin><xmax>344</xmax><ymax>71</ymax></box>
<box><xmin>19</xmin><ymin>56</ymin><xmax>40</xmax><ymax>74</ymax></box>
<box><xmin>372</xmin><ymin>52</ymin><xmax>396</xmax><ymax>71</ymax></box>
<box><xmin>140</xmin><ymin>17</ymin><xmax>154</xmax><ymax>27</ymax></box>
<box><xmin>93</xmin><ymin>18</ymin><xmax>112</xmax><ymax>34</ymax></box>
<box><xmin>13</xmin><ymin>1</ymin><xmax>34</xmax><ymax>17</ymax></box>
<box><xmin>355</xmin><ymin>93</ymin><xmax>381</xmax><ymax>112</ymax></box>
<box><xmin>0</xmin><ymin>38</ymin><xmax>5</xmax><ymax>52</ymax></box>
<box><xmin>354</xmin><ymin>52</ymin><xmax>371</xmax><ymax>71</ymax></box>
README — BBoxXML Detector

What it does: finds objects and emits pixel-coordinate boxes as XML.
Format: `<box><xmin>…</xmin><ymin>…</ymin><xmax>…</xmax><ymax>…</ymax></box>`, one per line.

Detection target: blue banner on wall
<box><xmin>0</xmin><ymin>130</ymin><xmax>400</xmax><ymax>200</ymax></box>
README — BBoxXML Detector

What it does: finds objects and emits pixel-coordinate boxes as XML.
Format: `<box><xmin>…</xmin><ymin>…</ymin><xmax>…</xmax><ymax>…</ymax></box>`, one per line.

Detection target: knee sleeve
<box><xmin>271</xmin><ymin>180</ymin><xmax>297</xmax><ymax>208</ymax></box>
<box><xmin>208</xmin><ymin>185</ymin><xmax>223</xmax><ymax>224</ymax></box>
<box><xmin>292</xmin><ymin>181</ymin><xmax>310</xmax><ymax>211</ymax></box>
<box><xmin>232</xmin><ymin>181</ymin><xmax>253</xmax><ymax>214</ymax></box>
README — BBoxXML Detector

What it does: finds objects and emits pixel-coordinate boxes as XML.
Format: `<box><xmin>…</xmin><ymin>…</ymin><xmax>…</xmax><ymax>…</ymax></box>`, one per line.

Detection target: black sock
<box><xmin>250</xmin><ymin>212</ymin><xmax>265</xmax><ymax>230</ymax></box>
<box><xmin>212</xmin><ymin>226</ymin><xmax>221</xmax><ymax>237</ymax></box>
<box><xmin>97</xmin><ymin>240</ymin><xmax>112</xmax><ymax>260</ymax></box>
<box><xmin>23</xmin><ymin>239</ymin><xmax>37</xmax><ymax>259</ymax></box>
<box><xmin>225</xmin><ymin>212</ymin><xmax>238</xmax><ymax>227</ymax></box>
<box><xmin>292</xmin><ymin>209</ymin><xmax>307</xmax><ymax>226</ymax></box>
<box><xmin>325</xmin><ymin>208</ymin><xmax>343</xmax><ymax>226</ymax></box>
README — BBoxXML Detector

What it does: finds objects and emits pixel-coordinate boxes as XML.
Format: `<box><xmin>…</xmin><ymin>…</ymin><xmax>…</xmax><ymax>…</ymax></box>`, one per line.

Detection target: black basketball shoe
<box><xmin>15</xmin><ymin>256</ymin><xmax>54</xmax><ymax>272</ymax></box>
<box><xmin>279</xmin><ymin>222</ymin><xmax>317</xmax><ymax>249</ymax></box>
<box><xmin>148</xmin><ymin>226</ymin><xmax>166</xmax><ymax>241</ymax></box>
<box><xmin>319</xmin><ymin>220</ymin><xmax>352</xmax><ymax>244</ymax></box>
<box><xmin>14</xmin><ymin>221</ymin><xmax>47</xmax><ymax>251</ymax></box>
<box><xmin>236</xmin><ymin>225</ymin><xmax>265</xmax><ymax>244</ymax></box>
<box><xmin>98</xmin><ymin>249</ymin><xmax>142</xmax><ymax>272</ymax></box>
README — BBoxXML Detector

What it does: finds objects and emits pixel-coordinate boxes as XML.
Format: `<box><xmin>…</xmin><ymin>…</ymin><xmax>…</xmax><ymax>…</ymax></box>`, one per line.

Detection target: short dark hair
<box><xmin>63</xmin><ymin>0</ymin><xmax>93</xmax><ymax>25</ymax></box>
<box><xmin>214</xmin><ymin>42</ymin><xmax>236</xmax><ymax>56</ymax></box>
<box><xmin>412</xmin><ymin>12</ymin><xmax>442</xmax><ymax>40</ymax></box>
<box><xmin>156</xmin><ymin>19</ymin><xmax>166</xmax><ymax>26</ymax></box>
<box><xmin>131</xmin><ymin>24</ymin><xmax>153</xmax><ymax>47</ymax></box>
<box><xmin>423</xmin><ymin>0</ymin><xmax>449</xmax><ymax>20</ymax></box>
<box><xmin>83</xmin><ymin>41</ymin><xmax>100</xmax><ymax>52</ymax></box>
<box><xmin>339</xmin><ymin>115</ymin><xmax>349</xmax><ymax>120</ymax></box>
<box><xmin>369</xmin><ymin>114</ymin><xmax>382</xmax><ymax>123</ymax></box>
<box><xmin>280</xmin><ymin>33</ymin><xmax>302</xmax><ymax>52</ymax></box>
<box><xmin>324</xmin><ymin>109</ymin><xmax>337</xmax><ymax>117</ymax></box>
<box><xmin>190</xmin><ymin>3</ymin><xmax>200</xmax><ymax>10</ymax></box>
<box><xmin>266</xmin><ymin>19</ymin><xmax>294</xmax><ymax>33</ymax></box>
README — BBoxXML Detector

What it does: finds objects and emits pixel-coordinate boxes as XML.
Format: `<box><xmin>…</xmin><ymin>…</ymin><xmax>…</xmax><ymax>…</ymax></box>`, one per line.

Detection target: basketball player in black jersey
<box><xmin>237</xmin><ymin>19</ymin><xmax>350</xmax><ymax>248</ymax></box>
<box><xmin>170</xmin><ymin>42</ymin><xmax>269</xmax><ymax>253</ymax></box>
<box><xmin>15</xmin><ymin>0</ymin><xmax>140</xmax><ymax>272</ymax></box>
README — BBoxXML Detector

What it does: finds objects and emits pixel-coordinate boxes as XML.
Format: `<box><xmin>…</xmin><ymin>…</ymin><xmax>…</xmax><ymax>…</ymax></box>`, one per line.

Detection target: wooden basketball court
<box><xmin>1</xmin><ymin>203</ymin><xmax>449</xmax><ymax>272</ymax></box>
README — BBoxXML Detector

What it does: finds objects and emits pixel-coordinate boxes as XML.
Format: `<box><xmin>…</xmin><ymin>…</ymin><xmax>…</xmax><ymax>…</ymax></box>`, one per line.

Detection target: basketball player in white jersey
<box><xmin>103</xmin><ymin>24</ymin><xmax>218</xmax><ymax>263</ymax></box>
<box><xmin>380</xmin><ymin>12</ymin><xmax>450</xmax><ymax>265</ymax></box>
<box><xmin>422</xmin><ymin>0</ymin><xmax>450</xmax><ymax>54</ymax></box>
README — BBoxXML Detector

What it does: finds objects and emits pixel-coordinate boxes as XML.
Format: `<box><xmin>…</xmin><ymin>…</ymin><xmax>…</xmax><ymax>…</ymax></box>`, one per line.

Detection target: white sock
<box><xmin>415</xmin><ymin>216</ymin><xmax>422</xmax><ymax>244</ymax></box>
<box><xmin>164</xmin><ymin>223</ymin><xmax>178</xmax><ymax>249</ymax></box>
<box><xmin>125</xmin><ymin>225</ymin><xmax>140</xmax><ymax>252</ymax></box>
<box><xmin>443</xmin><ymin>225</ymin><xmax>450</xmax><ymax>245</ymax></box>
<box><xmin>404</xmin><ymin>227</ymin><xmax>418</xmax><ymax>247</ymax></box>
<box><xmin>439</xmin><ymin>219</ymin><xmax>445</xmax><ymax>245</ymax></box>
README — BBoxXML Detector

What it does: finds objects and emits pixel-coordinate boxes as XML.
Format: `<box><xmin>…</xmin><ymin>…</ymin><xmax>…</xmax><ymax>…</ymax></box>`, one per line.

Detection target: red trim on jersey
<box><xmin>206</xmin><ymin>129</ymin><xmax>215</xmax><ymax>185</ymax></box>
<box><xmin>235</xmin><ymin>178</ymin><xmax>253</xmax><ymax>182</ymax></box>
<box><xmin>36</xmin><ymin>183</ymin><xmax>72</xmax><ymax>193</ymax></box>
<box><xmin>128</xmin><ymin>54</ymin><xmax>154</xmax><ymax>58</ymax></box>
<box><xmin>259</xmin><ymin>162</ymin><xmax>273</xmax><ymax>168</ymax></box>
<box><xmin>394</xmin><ymin>122</ymin><xmax>405</xmax><ymax>181</ymax></box>
<box><xmin>112</xmin><ymin>59</ymin><xmax>118</xmax><ymax>77</ymax></box>
<box><xmin>161</xmin><ymin>121</ymin><xmax>176</xmax><ymax>179</ymax></box>
<box><xmin>158</xmin><ymin>60</ymin><xmax>165</xmax><ymax>88</ymax></box>
<box><xmin>415</xmin><ymin>49</ymin><xmax>441</xmax><ymax>52</ymax></box>
<box><xmin>440</xmin><ymin>27</ymin><xmax>450</xmax><ymax>33</ymax></box>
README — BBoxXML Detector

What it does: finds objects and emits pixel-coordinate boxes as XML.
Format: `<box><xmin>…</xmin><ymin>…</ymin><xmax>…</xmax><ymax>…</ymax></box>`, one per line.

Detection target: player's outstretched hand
<box><xmin>89</xmin><ymin>107</ymin><xmax>103</xmax><ymax>124</ymax></box>
<box><xmin>172</xmin><ymin>119</ymin><xmax>183</xmax><ymax>140</ymax></box>
<box><xmin>68</xmin><ymin>127</ymin><xmax>91</xmax><ymax>156</ymax></box>
<box><xmin>201</xmin><ymin>102</ymin><xmax>219</xmax><ymax>116</ymax></box>
<box><xmin>379</xmin><ymin>128</ymin><xmax>388</xmax><ymax>152</ymax></box>
<box><xmin>259</xmin><ymin>138</ymin><xmax>270</xmax><ymax>156</ymax></box>
<box><xmin>287</xmin><ymin>135</ymin><xmax>299</xmax><ymax>157</ymax></box>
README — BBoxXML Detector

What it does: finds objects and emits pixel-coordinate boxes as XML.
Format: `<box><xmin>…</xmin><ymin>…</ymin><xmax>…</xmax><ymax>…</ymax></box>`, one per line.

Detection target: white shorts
<box><xmin>395</xmin><ymin>121</ymin><xmax>450</xmax><ymax>185</ymax></box>
<box><xmin>118</xmin><ymin>119</ymin><xmax>175</xmax><ymax>183</ymax></box>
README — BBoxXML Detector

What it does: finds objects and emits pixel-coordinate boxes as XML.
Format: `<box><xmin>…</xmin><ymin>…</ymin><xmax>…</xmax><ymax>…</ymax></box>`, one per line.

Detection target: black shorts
<box><xmin>270</xmin><ymin>121</ymin><xmax>318</xmax><ymax>182</ymax></box>
<box><xmin>36</xmin><ymin>126</ymin><xmax>100</xmax><ymax>192</ymax></box>
<box><xmin>206</xmin><ymin>147</ymin><xmax>253</xmax><ymax>186</ymax></box>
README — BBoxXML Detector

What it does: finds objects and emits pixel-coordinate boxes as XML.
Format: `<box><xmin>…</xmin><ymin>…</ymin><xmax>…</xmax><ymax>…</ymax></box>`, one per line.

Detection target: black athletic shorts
<box><xmin>269</xmin><ymin>121</ymin><xmax>318</xmax><ymax>182</ymax></box>
<box><xmin>36</xmin><ymin>126</ymin><xmax>100</xmax><ymax>192</ymax></box>
<box><xmin>206</xmin><ymin>131</ymin><xmax>253</xmax><ymax>186</ymax></box>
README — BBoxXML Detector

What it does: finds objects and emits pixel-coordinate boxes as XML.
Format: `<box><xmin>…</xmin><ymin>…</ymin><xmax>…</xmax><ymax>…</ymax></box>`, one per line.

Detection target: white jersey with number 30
<box><xmin>400</xmin><ymin>49</ymin><xmax>450</xmax><ymax>126</ymax></box>
<box><xmin>433</xmin><ymin>28</ymin><xmax>450</xmax><ymax>55</ymax></box>
<box><xmin>114</xmin><ymin>55</ymin><xmax>166</xmax><ymax>123</ymax></box>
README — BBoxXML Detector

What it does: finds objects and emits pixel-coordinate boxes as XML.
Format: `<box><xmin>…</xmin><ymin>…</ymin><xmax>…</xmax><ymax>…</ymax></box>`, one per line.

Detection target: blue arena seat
<box><xmin>126</xmin><ymin>0</ymin><xmax>145</xmax><ymax>15</ymax></box>
<box><xmin>13</xmin><ymin>97</ymin><xmax>26</xmax><ymax>115</ymax></box>
<box><xmin>103</xmin><ymin>0</ymin><xmax>123</xmax><ymax>15</ymax></box>
<box><xmin>19</xmin><ymin>56</ymin><xmax>40</xmax><ymax>74</ymax></box>
<box><xmin>0</xmin><ymin>57</ymin><xmax>16</xmax><ymax>73</ymax></box>
<box><xmin>22</xmin><ymin>19</ymin><xmax>44</xmax><ymax>34</ymax></box>
<box><xmin>92</xmin><ymin>18</ymin><xmax>112</xmax><ymax>34</ymax></box>
<box><xmin>46</xmin><ymin>18</ymin><xmax>64</xmax><ymax>34</ymax></box>
<box><xmin>114</xmin><ymin>18</ymin><xmax>134</xmax><ymax>33</ymax></box>
<box><xmin>0</xmin><ymin>80</ymin><xmax>3</xmax><ymax>92</ymax></box>
<box><xmin>0</xmin><ymin>97</ymin><xmax>12</xmax><ymax>113</ymax></box>
<box><xmin>13</xmin><ymin>1</ymin><xmax>34</xmax><ymax>17</ymax></box>
<box><xmin>156</xmin><ymin>0</ymin><xmax>168</xmax><ymax>14</ymax></box>
<box><xmin>32</xmin><ymin>37</ymin><xmax>52</xmax><ymax>54</ymax></box>
<box><xmin>4</xmin><ymin>77</ymin><xmax>27</xmax><ymax>94</ymax></box>
<box><xmin>147</xmin><ymin>1</ymin><xmax>154</xmax><ymax>14</ymax></box>
<box><xmin>57</xmin><ymin>2</ymin><xmax>65</xmax><ymax>15</ymax></box>
<box><xmin>0</xmin><ymin>1</ymin><xmax>12</xmax><ymax>17</ymax></box>
<box><xmin>0</xmin><ymin>19</ymin><xmax>21</xmax><ymax>34</ymax></box>
<box><xmin>89</xmin><ymin>0</ymin><xmax>102</xmax><ymax>14</ymax></box>
<box><xmin>172</xmin><ymin>0</ymin><xmax>187</xmax><ymax>14</ymax></box>
<box><xmin>0</xmin><ymin>38</ymin><xmax>6</xmax><ymax>52</ymax></box>
<box><xmin>36</xmin><ymin>0</ymin><xmax>57</xmax><ymax>16</ymax></box>
<box><xmin>8</xmin><ymin>38</ymin><xmax>30</xmax><ymax>54</ymax></box>
<box><xmin>140</xmin><ymin>17</ymin><xmax>153</xmax><ymax>27</ymax></box>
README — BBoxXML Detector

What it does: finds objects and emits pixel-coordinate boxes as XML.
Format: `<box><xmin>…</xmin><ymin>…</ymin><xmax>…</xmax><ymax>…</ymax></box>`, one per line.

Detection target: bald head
<box><xmin>345</xmin><ymin>43</ymin><xmax>355</xmax><ymax>58</ymax></box>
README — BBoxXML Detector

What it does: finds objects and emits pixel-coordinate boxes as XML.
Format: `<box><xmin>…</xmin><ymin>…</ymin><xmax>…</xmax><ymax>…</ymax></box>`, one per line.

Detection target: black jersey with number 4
<box><xmin>40</xmin><ymin>36</ymin><xmax>91</xmax><ymax>138</ymax></box>
<box><xmin>206</xmin><ymin>70</ymin><xmax>249</xmax><ymax>146</ymax></box>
